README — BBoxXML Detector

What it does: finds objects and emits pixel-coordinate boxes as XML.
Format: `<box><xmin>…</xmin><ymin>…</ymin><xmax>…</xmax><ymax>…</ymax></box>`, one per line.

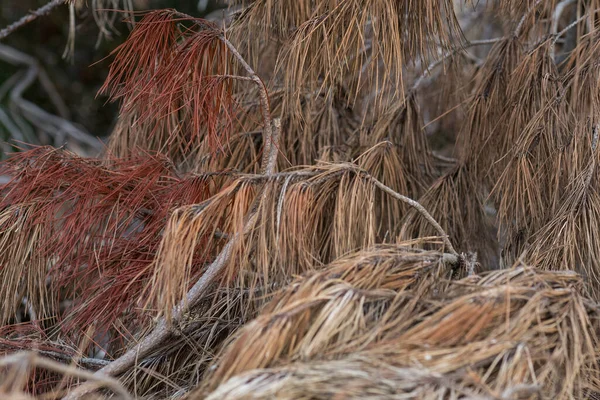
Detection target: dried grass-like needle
<box><xmin>363</xmin><ymin>95</ymin><xmax>434</xmax><ymax>195</ymax></box>
<box><xmin>277</xmin><ymin>0</ymin><xmax>462</xmax><ymax>115</ymax></box>
<box><xmin>492</xmin><ymin>92</ymin><xmax>574</xmax><ymax>264</ymax></box>
<box><xmin>0</xmin><ymin>147</ymin><xmax>216</xmax><ymax>343</ymax></box>
<box><xmin>458</xmin><ymin>37</ymin><xmax>522</xmax><ymax>180</ymax></box>
<box><xmin>199</xmin><ymin>245</ymin><xmax>453</xmax><ymax>395</ymax></box>
<box><xmin>527</xmin><ymin>126</ymin><xmax>600</xmax><ymax>299</ymax></box>
<box><xmin>271</xmin><ymin>86</ymin><xmax>357</xmax><ymax>167</ymax></box>
<box><xmin>100</xmin><ymin>10</ymin><xmax>235</xmax><ymax>155</ymax></box>
<box><xmin>356</xmin><ymin>142</ymin><xmax>410</xmax><ymax>239</ymax></box>
<box><xmin>148</xmin><ymin>179</ymin><xmax>255</xmax><ymax>321</ymax></box>
<box><xmin>202</xmin><ymin>265</ymin><xmax>600</xmax><ymax>399</ymax></box>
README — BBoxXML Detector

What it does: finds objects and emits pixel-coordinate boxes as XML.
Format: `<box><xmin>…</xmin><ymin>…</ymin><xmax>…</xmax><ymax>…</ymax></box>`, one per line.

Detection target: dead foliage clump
<box><xmin>2</xmin><ymin>0</ymin><xmax>600</xmax><ymax>399</ymax></box>
<box><xmin>201</xmin><ymin>258</ymin><xmax>600</xmax><ymax>399</ymax></box>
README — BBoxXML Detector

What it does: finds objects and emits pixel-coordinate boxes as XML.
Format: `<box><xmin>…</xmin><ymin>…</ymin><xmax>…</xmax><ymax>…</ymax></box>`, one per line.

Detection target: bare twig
<box><xmin>513</xmin><ymin>0</ymin><xmax>543</xmax><ymax>37</ymax></box>
<box><xmin>551</xmin><ymin>14</ymin><xmax>589</xmax><ymax>49</ymax></box>
<box><xmin>0</xmin><ymin>352</ymin><xmax>131</xmax><ymax>399</ymax></box>
<box><xmin>549</xmin><ymin>0</ymin><xmax>590</xmax><ymax>60</ymax></box>
<box><xmin>410</xmin><ymin>38</ymin><xmax>505</xmax><ymax>93</ymax></box>
<box><xmin>33</xmin><ymin>350</ymin><xmax>110</xmax><ymax>369</ymax></box>
<box><xmin>365</xmin><ymin>174</ymin><xmax>458</xmax><ymax>256</ymax></box>
<box><xmin>0</xmin><ymin>0</ymin><xmax>68</xmax><ymax>40</ymax></box>
<box><xmin>217</xmin><ymin>34</ymin><xmax>274</xmax><ymax>174</ymax></box>
<box><xmin>170</xmin><ymin>11</ymin><xmax>275</xmax><ymax>173</ymax></box>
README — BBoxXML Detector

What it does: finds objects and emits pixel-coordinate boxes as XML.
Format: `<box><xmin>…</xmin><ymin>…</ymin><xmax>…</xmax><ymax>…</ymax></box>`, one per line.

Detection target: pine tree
<box><xmin>1</xmin><ymin>1</ymin><xmax>600</xmax><ymax>398</ymax></box>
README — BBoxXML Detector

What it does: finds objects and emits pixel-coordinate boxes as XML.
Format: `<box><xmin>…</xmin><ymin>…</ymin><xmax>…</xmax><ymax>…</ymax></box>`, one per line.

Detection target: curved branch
<box><xmin>217</xmin><ymin>34</ymin><xmax>274</xmax><ymax>174</ymax></box>
<box><xmin>364</xmin><ymin>174</ymin><xmax>458</xmax><ymax>256</ymax></box>
<box><xmin>170</xmin><ymin>11</ymin><xmax>275</xmax><ymax>173</ymax></box>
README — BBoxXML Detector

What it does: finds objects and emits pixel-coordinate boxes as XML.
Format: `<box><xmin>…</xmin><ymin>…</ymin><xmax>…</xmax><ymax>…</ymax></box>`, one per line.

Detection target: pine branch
<box><xmin>0</xmin><ymin>0</ymin><xmax>68</xmax><ymax>40</ymax></box>
<box><xmin>62</xmin><ymin>151</ymin><xmax>462</xmax><ymax>399</ymax></box>
<box><xmin>62</xmin><ymin>118</ymin><xmax>282</xmax><ymax>400</ymax></box>
<box><xmin>167</xmin><ymin>11</ymin><xmax>275</xmax><ymax>172</ymax></box>
<box><xmin>217</xmin><ymin>34</ymin><xmax>274</xmax><ymax>173</ymax></box>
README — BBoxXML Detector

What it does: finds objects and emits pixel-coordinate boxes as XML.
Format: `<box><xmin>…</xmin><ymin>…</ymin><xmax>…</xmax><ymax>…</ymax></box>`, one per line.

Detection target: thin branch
<box><xmin>410</xmin><ymin>38</ymin><xmax>505</xmax><ymax>93</ymax></box>
<box><xmin>217</xmin><ymin>34</ymin><xmax>274</xmax><ymax>173</ymax></box>
<box><xmin>211</xmin><ymin>74</ymin><xmax>254</xmax><ymax>82</ymax></box>
<box><xmin>33</xmin><ymin>350</ymin><xmax>110</xmax><ymax>369</ymax></box>
<box><xmin>551</xmin><ymin>14</ymin><xmax>589</xmax><ymax>47</ymax></box>
<box><xmin>0</xmin><ymin>0</ymin><xmax>68</xmax><ymax>41</ymax></box>
<box><xmin>513</xmin><ymin>0</ymin><xmax>544</xmax><ymax>38</ymax></box>
<box><xmin>170</xmin><ymin>11</ymin><xmax>275</xmax><ymax>173</ymax></box>
<box><xmin>365</xmin><ymin>174</ymin><xmax>459</xmax><ymax>256</ymax></box>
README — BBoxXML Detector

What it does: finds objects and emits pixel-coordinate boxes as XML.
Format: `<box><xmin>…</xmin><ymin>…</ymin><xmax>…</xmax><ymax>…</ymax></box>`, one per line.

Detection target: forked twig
<box><xmin>217</xmin><ymin>35</ymin><xmax>274</xmax><ymax>173</ymax></box>
<box><xmin>170</xmin><ymin>11</ymin><xmax>275</xmax><ymax>173</ymax></box>
<box><xmin>0</xmin><ymin>0</ymin><xmax>68</xmax><ymax>40</ymax></box>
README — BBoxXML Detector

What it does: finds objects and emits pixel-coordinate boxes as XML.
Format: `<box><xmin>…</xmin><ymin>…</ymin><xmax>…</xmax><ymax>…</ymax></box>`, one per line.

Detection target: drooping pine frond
<box><xmin>0</xmin><ymin>147</ymin><xmax>217</xmax><ymax>342</ymax></box>
<box><xmin>363</xmin><ymin>95</ymin><xmax>434</xmax><ymax>193</ymax></box>
<box><xmin>492</xmin><ymin>93</ymin><xmax>575</xmax><ymax>264</ymax></box>
<box><xmin>147</xmin><ymin>164</ymin><xmax>386</xmax><ymax>320</ymax></box>
<box><xmin>457</xmin><ymin>37</ymin><xmax>523</xmax><ymax>179</ymax></box>
<box><xmin>100</xmin><ymin>10</ymin><xmax>236</xmax><ymax>155</ymax></box>
<box><xmin>270</xmin><ymin>85</ymin><xmax>358</xmax><ymax>167</ymax></box>
<box><xmin>91</xmin><ymin>0</ymin><xmax>135</xmax><ymax>46</ymax></box>
<box><xmin>276</xmin><ymin>0</ymin><xmax>463</xmax><ymax>115</ymax></box>
<box><xmin>526</xmin><ymin>125</ymin><xmax>600</xmax><ymax>299</ymax></box>
<box><xmin>200</xmin><ymin>246</ymin><xmax>454</xmax><ymax>395</ymax></box>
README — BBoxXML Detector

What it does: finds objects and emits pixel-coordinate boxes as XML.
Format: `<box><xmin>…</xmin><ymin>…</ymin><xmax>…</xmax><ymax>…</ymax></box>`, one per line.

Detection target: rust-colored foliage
<box><xmin>100</xmin><ymin>10</ymin><xmax>235</xmax><ymax>153</ymax></box>
<box><xmin>0</xmin><ymin>147</ymin><xmax>218</xmax><ymax>347</ymax></box>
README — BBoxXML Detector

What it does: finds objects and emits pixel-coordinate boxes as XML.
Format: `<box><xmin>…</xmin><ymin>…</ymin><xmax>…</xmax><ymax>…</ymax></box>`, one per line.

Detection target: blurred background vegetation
<box><xmin>0</xmin><ymin>0</ymin><xmax>225</xmax><ymax>158</ymax></box>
